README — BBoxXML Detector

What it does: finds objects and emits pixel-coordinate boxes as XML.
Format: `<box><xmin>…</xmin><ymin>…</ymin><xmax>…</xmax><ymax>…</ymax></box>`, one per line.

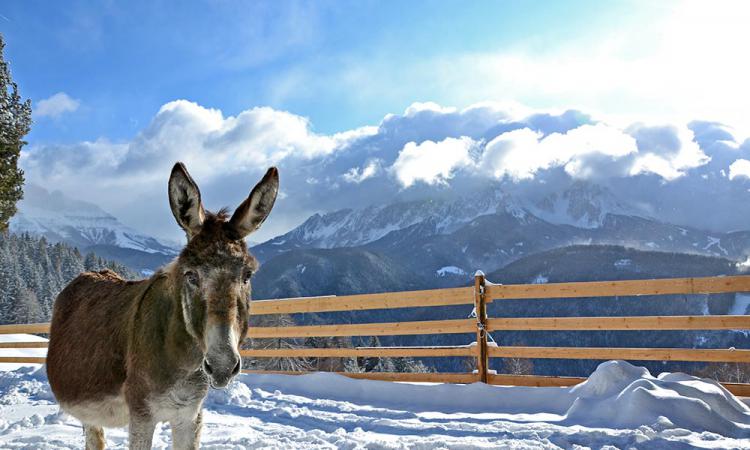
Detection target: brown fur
<box><xmin>46</xmin><ymin>164</ymin><xmax>278</xmax><ymax>449</ymax></box>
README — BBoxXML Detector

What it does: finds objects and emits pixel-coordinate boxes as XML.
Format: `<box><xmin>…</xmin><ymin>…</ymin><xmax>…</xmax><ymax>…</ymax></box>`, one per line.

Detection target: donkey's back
<box><xmin>47</xmin><ymin>269</ymin><xmax>145</xmax><ymax>421</ymax></box>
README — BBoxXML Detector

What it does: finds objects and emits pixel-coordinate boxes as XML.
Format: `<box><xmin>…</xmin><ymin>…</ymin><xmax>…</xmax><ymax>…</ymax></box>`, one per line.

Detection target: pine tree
<box><xmin>0</xmin><ymin>233</ymin><xmax>139</xmax><ymax>325</ymax></box>
<box><xmin>0</xmin><ymin>34</ymin><xmax>29</xmax><ymax>230</ymax></box>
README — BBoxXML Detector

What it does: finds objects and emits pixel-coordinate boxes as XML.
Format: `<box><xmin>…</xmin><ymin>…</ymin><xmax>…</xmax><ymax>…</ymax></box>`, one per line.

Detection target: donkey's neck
<box><xmin>129</xmin><ymin>270</ymin><xmax>204</xmax><ymax>386</ymax></box>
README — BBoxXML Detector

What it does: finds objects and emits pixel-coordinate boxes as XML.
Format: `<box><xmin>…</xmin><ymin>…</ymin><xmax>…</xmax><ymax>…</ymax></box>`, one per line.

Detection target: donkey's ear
<box><xmin>168</xmin><ymin>162</ymin><xmax>206</xmax><ymax>239</ymax></box>
<box><xmin>229</xmin><ymin>167</ymin><xmax>279</xmax><ymax>239</ymax></box>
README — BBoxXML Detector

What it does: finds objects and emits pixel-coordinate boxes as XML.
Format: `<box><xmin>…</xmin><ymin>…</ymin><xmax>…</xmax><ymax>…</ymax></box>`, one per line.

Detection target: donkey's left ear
<box><xmin>229</xmin><ymin>167</ymin><xmax>279</xmax><ymax>239</ymax></box>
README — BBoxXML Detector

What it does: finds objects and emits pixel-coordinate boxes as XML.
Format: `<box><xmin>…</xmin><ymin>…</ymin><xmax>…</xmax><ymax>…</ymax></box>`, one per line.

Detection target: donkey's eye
<box><xmin>243</xmin><ymin>270</ymin><xmax>253</xmax><ymax>284</ymax></box>
<box><xmin>184</xmin><ymin>271</ymin><xmax>199</xmax><ymax>287</ymax></box>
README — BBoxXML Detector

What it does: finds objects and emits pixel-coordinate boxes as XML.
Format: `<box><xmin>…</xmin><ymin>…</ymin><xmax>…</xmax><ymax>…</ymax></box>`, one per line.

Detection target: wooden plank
<box><xmin>247</xmin><ymin>318</ymin><xmax>476</xmax><ymax>338</ymax></box>
<box><xmin>0</xmin><ymin>342</ymin><xmax>48</xmax><ymax>349</ymax></box>
<box><xmin>722</xmin><ymin>383</ymin><xmax>750</xmax><ymax>397</ymax></box>
<box><xmin>240</xmin><ymin>345</ymin><xmax>475</xmax><ymax>358</ymax></box>
<box><xmin>241</xmin><ymin>370</ymin><xmax>479</xmax><ymax>383</ymax></box>
<box><xmin>487</xmin><ymin>315</ymin><xmax>750</xmax><ymax>331</ymax></box>
<box><xmin>488</xmin><ymin>346</ymin><xmax>750</xmax><ymax>363</ymax></box>
<box><xmin>485</xmin><ymin>275</ymin><xmax>750</xmax><ymax>301</ymax></box>
<box><xmin>0</xmin><ymin>323</ymin><xmax>50</xmax><ymax>334</ymax></box>
<box><xmin>250</xmin><ymin>287</ymin><xmax>474</xmax><ymax>315</ymax></box>
<box><xmin>0</xmin><ymin>356</ymin><xmax>46</xmax><ymax>364</ymax></box>
<box><xmin>488</xmin><ymin>373</ymin><xmax>586</xmax><ymax>387</ymax></box>
<box><xmin>488</xmin><ymin>373</ymin><xmax>750</xmax><ymax>396</ymax></box>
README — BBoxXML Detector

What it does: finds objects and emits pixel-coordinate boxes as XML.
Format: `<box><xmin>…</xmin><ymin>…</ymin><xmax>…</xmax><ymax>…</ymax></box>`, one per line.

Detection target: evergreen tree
<box><xmin>0</xmin><ymin>34</ymin><xmax>29</xmax><ymax>230</ymax></box>
<box><xmin>0</xmin><ymin>233</ymin><xmax>139</xmax><ymax>325</ymax></box>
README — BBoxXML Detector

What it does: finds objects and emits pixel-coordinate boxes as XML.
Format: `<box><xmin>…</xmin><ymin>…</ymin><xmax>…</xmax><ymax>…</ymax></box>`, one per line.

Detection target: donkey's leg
<box><xmin>83</xmin><ymin>424</ymin><xmax>106</xmax><ymax>450</ymax></box>
<box><xmin>128</xmin><ymin>414</ymin><xmax>156</xmax><ymax>450</ymax></box>
<box><xmin>170</xmin><ymin>410</ymin><xmax>203</xmax><ymax>450</ymax></box>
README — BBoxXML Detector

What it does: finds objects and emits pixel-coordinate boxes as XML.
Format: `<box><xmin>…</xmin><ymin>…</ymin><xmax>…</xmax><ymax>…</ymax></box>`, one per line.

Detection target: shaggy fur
<box><xmin>47</xmin><ymin>163</ymin><xmax>278</xmax><ymax>450</ymax></box>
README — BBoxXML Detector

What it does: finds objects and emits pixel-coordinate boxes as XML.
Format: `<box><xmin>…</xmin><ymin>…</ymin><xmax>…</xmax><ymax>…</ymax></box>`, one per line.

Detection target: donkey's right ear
<box><xmin>168</xmin><ymin>162</ymin><xmax>206</xmax><ymax>239</ymax></box>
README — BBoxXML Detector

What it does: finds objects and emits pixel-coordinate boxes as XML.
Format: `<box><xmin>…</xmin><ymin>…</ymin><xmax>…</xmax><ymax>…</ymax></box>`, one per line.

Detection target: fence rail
<box><xmin>2</xmin><ymin>274</ymin><xmax>750</xmax><ymax>396</ymax></box>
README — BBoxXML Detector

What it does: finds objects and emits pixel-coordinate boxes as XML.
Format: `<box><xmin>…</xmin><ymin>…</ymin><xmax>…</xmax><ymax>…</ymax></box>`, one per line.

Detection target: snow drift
<box><xmin>1</xmin><ymin>359</ymin><xmax>749</xmax><ymax>448</ymax></box>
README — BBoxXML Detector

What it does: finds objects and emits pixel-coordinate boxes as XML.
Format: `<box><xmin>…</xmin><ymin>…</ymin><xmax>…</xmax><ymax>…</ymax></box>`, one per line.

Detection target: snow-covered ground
<box><xmin>1</xmin><ymin>357</ymin><xmax>750</xmax><ymax>449</ymax></box>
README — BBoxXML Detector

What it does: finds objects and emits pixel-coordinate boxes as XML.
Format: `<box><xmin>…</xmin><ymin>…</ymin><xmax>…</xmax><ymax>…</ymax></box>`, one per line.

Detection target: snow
<box><xmin>436</xmin><ymin>266</ymin><xmax>466</xmax><ymax>277</ymax></box>
<box><xmin>704</xmin><ymin>237</ymin><xmax>729</xmax><ymax>256</ymax></box>
<box><xmin>0</xmin><ymin>360</ymin><xmax>749</xmax><ymax>448</ymax></box>
<box><xmin>9</xmin><ymin>185</ymin><xmax>178</xmax><ymax>256</ymax></box>
<box><xmin>0</xmin><ymin>334</ymin><xmax>47</xmax><ymax>371</ymax></box>
<box><xmin>614</xmin><ymin>258</ymin><xmax>632</xmax><ymax>269</ymax></box>
<box><xmin>730</xmin><ymin>293</ymin><xmax>750</xmax><ymax>315</ymax></box>
<box><xmin>531</xmin><ymin>274</ymin><xmax>549</xmax><ymax>284</ymax></box>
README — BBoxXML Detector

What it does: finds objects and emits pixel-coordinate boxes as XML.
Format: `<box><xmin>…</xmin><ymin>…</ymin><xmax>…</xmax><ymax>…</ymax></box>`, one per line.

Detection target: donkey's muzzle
<box><xmin>203</xmin><ymin>354</ymin><xmax>241</xmax><ymax>388</ymax></box>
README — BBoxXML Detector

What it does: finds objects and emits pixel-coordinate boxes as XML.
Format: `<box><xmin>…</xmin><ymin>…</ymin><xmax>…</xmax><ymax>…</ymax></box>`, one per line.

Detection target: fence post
<box><xmin>474</xmin><ymin>271</ymin><xmax>489</xmax><ymax>383</ymax></box>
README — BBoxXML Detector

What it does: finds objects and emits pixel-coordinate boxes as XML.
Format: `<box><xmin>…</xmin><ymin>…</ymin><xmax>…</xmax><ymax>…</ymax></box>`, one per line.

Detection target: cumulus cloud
<box><xmin>34</xmin><ymin>92</ymin><xmax>80</xmax><ymax>118</ymax></box>
<box><xmin>481</xmin><ymin>124</ymin><xmax>637</xmax><ymax>181</ymax></box>
<box><xmin>391</xmin><ymin>137</ymin><xmax>475</xmax><ymax>187</ymax></box>
<box><xmin>627</xmin><ymin>124</ymin><xmax>709</xmax><ymax>180</ymax></box>
<box><xmin>343</xmin><ymin>159</ymin><xmax>382</xmax><ymax>184</ymax></box>
<box><xmin>729</xmin><ymin>159</ymin><xmax>750</xmax><ymax>180</ymax></box>
<box><xmin>21</xmin><ymin>99</ymin><xmax>748</xmax><ymax>241</ymax></box>
<box><xmin>22</xmin><ymin>100</ymin><xmax>376</xmax><ymax>241</ymax></box>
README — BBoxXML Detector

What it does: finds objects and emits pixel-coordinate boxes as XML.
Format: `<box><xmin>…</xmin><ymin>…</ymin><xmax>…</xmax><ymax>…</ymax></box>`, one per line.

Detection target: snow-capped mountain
<box><xmin>10</xmin><ymin>184</ymin><xmax>179</xmax><ymax>270</ymax></box>
<box><xmin>253</xmin><ymin>182</ymin><xmax>750</xmax><ymax>282</ymax></box>
<box><xmin>529</xmin><ymin>181</ymin><xmax>636</xmax><ymax>228</ymax></box>
<box><xmin>254</xmin><ymin>187</ymin><xmax>527</xmax><ymax>258</ymax></box>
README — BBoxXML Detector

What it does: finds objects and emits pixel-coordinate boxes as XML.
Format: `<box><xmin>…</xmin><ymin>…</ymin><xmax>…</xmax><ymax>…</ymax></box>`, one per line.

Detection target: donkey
<box><xmin>46</xmin><ymin>162</ymin><xmax>278</xmax><ymax>450</ymax></box>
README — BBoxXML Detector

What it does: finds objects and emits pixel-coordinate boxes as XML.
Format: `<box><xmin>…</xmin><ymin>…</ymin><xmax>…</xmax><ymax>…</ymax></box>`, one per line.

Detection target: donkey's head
<box><xmin>168</xmin><ymin>162</ymin><xmax>278</xmax><ymax>388</ymax></box>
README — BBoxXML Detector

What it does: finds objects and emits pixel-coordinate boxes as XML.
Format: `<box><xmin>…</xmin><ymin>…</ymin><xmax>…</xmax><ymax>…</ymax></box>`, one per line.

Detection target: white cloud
<box><xmin>404</xmin><ymin>102</ymin><xmax>457</xmax><ymax>117</ymax></box>
<box><xmin>627</xmin><ymin>125</ymin><xmax>709</xmax><ymax>181</ymax></box>
<box><xmin>729</xmin><ymin>159</ymin><xmax>750</xmax><ymax>180</ymax></box>
<box><xmin>286</xmin><ymin>1</ymin><xmax>750</xmax><ymax>137</ymax></box>
<box><xmin>391</xmin><ymin>137</ymin><xmax>475</xmax><ymax>187</ymax></box>
<box><xmin>482</xmin><ymin>124</ymin><xmax>637</xmax><ymax>181</ymax></box>
<box><xmin>343</xmin><ymin>159</ymin><xmax>381</xmax><ymax>183</ymax></box>
<box><xmin>21</xmin><ymin>99</ymin><xmax>373</xmax><ymax>241</ymax></box>
<box><xmin>34</xmin><ymin>92</ymin><xmax>80</xmax><ymax>118</ymax></box>
<box><xmin>20</xmin><ymin>99</ymin><xmax>728</xmax><ymax>241</ymax></box>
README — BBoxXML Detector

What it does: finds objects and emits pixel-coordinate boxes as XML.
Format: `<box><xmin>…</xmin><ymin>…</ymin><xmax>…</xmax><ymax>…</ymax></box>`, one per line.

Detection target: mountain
<box><xmin>528</xmin><ymin>180</ymin><xmax>634</xmax><ymax>228</ymax></box>
<box><xmin>9</xmin><ymin>184</ymin><xmax>179</xmax><ymax>272</ymax></box>
<box><xmin>252</xmin><ymin>248</ymin><xmax>426</xmax><ymax>300</ymax></box>
<box><xmin>253</xmin><ymin>182</ymin><xmax>750</xmax><ymax>284</ymax></box>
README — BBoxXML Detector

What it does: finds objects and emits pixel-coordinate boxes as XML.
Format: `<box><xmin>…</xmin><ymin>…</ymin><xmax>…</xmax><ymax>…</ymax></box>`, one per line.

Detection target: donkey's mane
<box><xmin>199</xmin><ymin>207</ymin><xmax>246</xmax><ymax>241</ymax></box>
<box><xmin>205</xmin><ymin>207</ymin><xmax>231</xmax><ymax>224</ymax></box>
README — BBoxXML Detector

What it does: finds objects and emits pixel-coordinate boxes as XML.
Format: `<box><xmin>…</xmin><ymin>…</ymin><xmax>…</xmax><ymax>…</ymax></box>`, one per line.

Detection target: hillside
<box><xmin>253</xmin><ymin>247</ymin><xmax>425</xmax><ymax>299</ymax></box>
<box><xmin>9</xmin><ymin>184</ymin><xmax>178</xmax><ymax>273</ymax></box>
<box><xmin>0</xmin><ymin>233</ymin><xmax>139</xmax><ymax>325</ymax></box>
<box><xmin>253</xmin><ymin>186</ymin><xmax>750</xmax><ymax>285</ymax></box>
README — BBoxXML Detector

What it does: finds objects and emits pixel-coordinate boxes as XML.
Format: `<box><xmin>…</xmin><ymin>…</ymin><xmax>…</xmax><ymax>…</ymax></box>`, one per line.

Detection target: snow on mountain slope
<box><xmin>254</xmin><ymin>187</ymin><xmax>530</xmax><ymax>259</ymax></box>
<box><xmin>259</xmin><ymin>182</ymin><xmax>633</xmax><ymax>255</ymax></box>
<box><xmin>0</xmin><ymin>361</ymin><xmax>748</xmax><ymax>448</ymax></box>
<box><xmin>9</xmin><ymin>184</ymin><xmax>178</xmax><ymax>256</ymax></box>
<box><xmin>529</xmin><ymin>181</ymin><xmax>635</xmax><ymax>229</ymax></box>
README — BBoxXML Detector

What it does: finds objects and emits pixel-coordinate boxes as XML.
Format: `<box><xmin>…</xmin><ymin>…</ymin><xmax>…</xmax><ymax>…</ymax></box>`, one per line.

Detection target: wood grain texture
<box><xmin>241</xmin><ymin>345</ymin><xmax>475</xmax><ymax>358</ymax></box>
<box><xmin>488</xmin><ymin>346</ymin><xmax>750</xmax><ymax>362</ymax></box>
<box><xmin>485</xmin><ymin>275</ymin><xmax>750</xmax><ymax>301</ymax></box>
<box><xmin>487</xmin><ymin>315</ymin><xmax>750</xmax><ymax>331</ymax></box>
<box><xmin>250</xmin><ymin>287</ymin><xmax>474</xmax><ymax>315</ymax></box>
<box><xmin>247</xmin><ymin>318</ymin><xmax>476</xmax><ymax>338</ymax></box>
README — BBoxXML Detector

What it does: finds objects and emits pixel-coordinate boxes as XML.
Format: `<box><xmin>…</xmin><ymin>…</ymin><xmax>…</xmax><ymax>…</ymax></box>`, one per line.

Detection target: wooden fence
<box><xmin>2</xmin><ymin>274</ymin><xmax>750</xmax><ymax>395</ymax></box>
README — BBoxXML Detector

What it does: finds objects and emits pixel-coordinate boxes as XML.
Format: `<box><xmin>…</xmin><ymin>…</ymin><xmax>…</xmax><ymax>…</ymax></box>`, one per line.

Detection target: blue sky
<box><xmin>3</xmin><ymin>0</ymin><xmax>649</xmax><ymax>142</ymax></box>
<box><xmin>3</xmin><ymin>1</ymin><xmax>750</xmax><ymax>242</ymax></box>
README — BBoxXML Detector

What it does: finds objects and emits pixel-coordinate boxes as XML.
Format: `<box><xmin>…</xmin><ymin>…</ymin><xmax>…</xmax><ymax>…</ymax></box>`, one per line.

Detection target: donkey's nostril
<box><xmin>203</xmin><ymin>360</ymin><xmax>213</xmax><ymax>375</ymax></box>
<box><xmin>232</xmin><ymin>359</ymin><xmax>241</xmax><ymax>376</ymax></box>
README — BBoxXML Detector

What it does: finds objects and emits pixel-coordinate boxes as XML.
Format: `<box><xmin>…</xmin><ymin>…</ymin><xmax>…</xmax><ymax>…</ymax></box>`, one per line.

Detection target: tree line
<box><xmin>0</xmin><ymin>232</ymin><xmax>138</xmax><ymax>325</ymax></box>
